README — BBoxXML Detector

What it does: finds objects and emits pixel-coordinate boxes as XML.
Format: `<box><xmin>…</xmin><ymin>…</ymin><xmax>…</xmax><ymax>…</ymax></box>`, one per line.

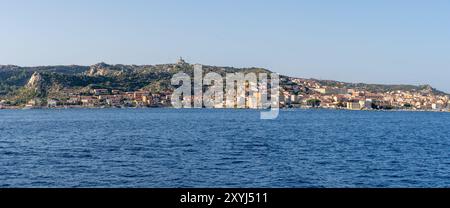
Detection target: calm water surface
<box><xmin>0</xmin><ymin>109</ymin><xmax>449</xmax><ymax>187</ymax></box>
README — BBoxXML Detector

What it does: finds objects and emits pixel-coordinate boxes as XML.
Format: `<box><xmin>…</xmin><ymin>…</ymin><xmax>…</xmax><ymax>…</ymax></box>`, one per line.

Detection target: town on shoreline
<box><xmin>1</xmin><ymin>77</ymin><xmax>449</xmax><ymax>112</ymax></box>
<box><xmin>1</xmin><ymin>59</ymin><xmax>449</xmax><ymax>112</ymax></box>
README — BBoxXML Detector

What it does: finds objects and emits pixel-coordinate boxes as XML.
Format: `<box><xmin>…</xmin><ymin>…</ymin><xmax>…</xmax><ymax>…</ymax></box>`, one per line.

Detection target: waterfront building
<box><xmin>27</xmin><ymin>99</ymin><xmax>41</xmax><ymax>107</ymax></box>
<box><xmin>47</xmin><ymin>99</ymin><xmax>58</xmax><ymax>108</ymax></box>
<box><xmin>432</xmin><ymin>103</ymin><xmax>443</xmax><ymax>111</ymax></box>
<box><xmin>67</xmin><ymin>96</ymin><xmax>81</xmax><ymax>105</ymax></box>
<box><xmin>81</xmin><ymin>96</ymin><xmax>99</xmax><ymax>107</ymax></box>
<box><xmin>290</xmin><ymin>94</ymin><xmax>301</xmax><ymax>104</ymax></box>
<box><xmin>347</xmin><ymin>101</ymin><xmax>362</xmax><ymax>110</ymax></box>
<box><xmin>247</xmin><ymin>91</ymin><xmax>261</xmax><ymax>109</ymax></box>
<box><xmin>363</xmin><ymin>99</ymin><xmax>373</xmax><ymax>109</ymax></box>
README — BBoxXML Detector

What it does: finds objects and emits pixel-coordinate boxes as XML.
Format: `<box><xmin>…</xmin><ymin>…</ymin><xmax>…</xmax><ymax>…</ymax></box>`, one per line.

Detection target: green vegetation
<box><xmin>307</xmin><ymin>99</ymin><xmax>321</xmax><ymax>107</ymax></box>
<box><xmin>403</xmin><ymin>103</ymin><xmax>413</xmax><ymax>108</ymax></box>
<box><xmin>0</xmin><ymin>63</ymin><xmax>447</xmax><ymax>107</ymax></box>
<box><xmin>10</xmin><ymin>88</ymin><xmax>39</xmax><ymax>105</ymax></box>
<box><xmin>0</xmin><ymin>63</ymin><xmax>273</xmax><ymax>104</ymax></box>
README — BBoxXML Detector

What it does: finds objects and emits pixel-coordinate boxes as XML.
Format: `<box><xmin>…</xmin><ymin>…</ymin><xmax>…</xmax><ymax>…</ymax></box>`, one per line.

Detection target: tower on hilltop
<box><xmin>176</xmin><ymin>57</ymin><xmax>187</xmax><ymax>65</ymax></box>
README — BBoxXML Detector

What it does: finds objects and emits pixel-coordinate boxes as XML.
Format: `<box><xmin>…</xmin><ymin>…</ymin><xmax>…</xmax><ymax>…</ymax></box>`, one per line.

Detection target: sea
<box><xmin>0</xmin><ymin>109</ymin><xmax>449</xmax><ymax>187</ymax></box>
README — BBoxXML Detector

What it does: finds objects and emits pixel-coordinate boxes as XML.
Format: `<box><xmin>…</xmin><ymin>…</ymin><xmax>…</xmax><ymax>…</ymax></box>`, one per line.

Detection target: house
<box><xmin>81</xmin><ymin>96</ymin><xmax>99</xmax><ymax>107</ymax></box>
<box><xmin>363</xmin><ymin>99</ymin><xmax>373</xmax><ymax>109</ymax></box>
<box><xmin>92</xmin><ymin>89</ymin><xmax>109</xmax><ymax>95</ymax></box>
<box><xmin>47</xmin><ymin>99</ymin><xmax>58</xmax><ymax>108</ymax></box>
<box><xmin>347</xmin><ymin>101</ymin><xmax>362</xmax><ymax>110</ymax></box>
<box><xmin>142</xmin><ymin>95</ymin><xmax>152</xmax><ymax>105</ymax></box>
<box><xmin>314</xmin><ymin>87</ymin><xmax>348</xmax><ymax>95</ymax></box>
<box><xmin>111</xmin><ymin>90</ymin><xmax>121</xmax><ymax>95</ymax></box>
<box><xmin>23</xmin><ymin>99</ymin><xmax>41</xmax><ymax>109</ymax></box>
<box><xmin>313</xmin><ymin>88</ymin><xmax>327</xmax><ymax>94</ymax></box>
<box><xmin>432</xmin><ymin>103</ymin><xmax>443</xmax><ymax>111</ymax></box>
<box><xmin>290</xmin><ymin>94</ymin><xmax>301</xmax><ymax>104</ymax></box>
<box><xmin>134</xmin><ymin>91</ymin><xmax>150</xmax><ymax>100</ymax></box>
<box><xmin>67</xmin><ymin>96</ymin><xmax>81</xmax><ymax>105</ymax></box>
<box><xmin>27</xmin><ymin>99</ymin><xmax>41</xmax><ymax>106</ymax></box>
<box><xmin>0</xmin><ymin>100</ymin><xmax>6</xmax><ymax>109</ymax></box>
<box><xmin>104</xmin><ymin>95</ymin><xmax>123</xmax><ymax>106</ymax></box>
<box><xmin>247</xmin><ymin>92</ymin><xmax>261</xmax><ymax>109</ymax></box>
<box><xmin>125</xmin><ymin>92</ymin><xmax>135</xmax><ymax>100</ymax></box>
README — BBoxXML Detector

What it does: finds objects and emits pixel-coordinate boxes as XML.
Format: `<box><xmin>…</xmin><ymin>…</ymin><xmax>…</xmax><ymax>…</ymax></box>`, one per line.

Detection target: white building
<box><xmin>47</xmin><ymin>99</ymin><xmax>58</xmax><ymax>108</ymax></box>
<box><xmin>347</xmin><ymin>101</ymin><xmax>362</xmax><ymax>110</ymax></box>
<box><xmin>363</xmin><ymin>99</ymin><xmax>373</xmax><ymax>109</ymax></box>
<box><xmin>314</xmin><ymin>88</ymin><xmax>348</xmax><ymax>95</ymax></box>
<box><xmin>432</xmin><ymin>103</ymin><xmax>443</xmax><ymax>111</ymax></box>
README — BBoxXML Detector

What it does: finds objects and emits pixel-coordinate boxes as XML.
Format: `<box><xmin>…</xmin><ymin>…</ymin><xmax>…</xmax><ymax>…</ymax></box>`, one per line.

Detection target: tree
<box><xmin>307</xmin><ymin>99</ymin><xmax>321</xmax><ymax>107</ymax></box>
<box><xmin>403</xmin><ymin>103</ymin><xmax>413</xmax><ymax>108</ymax></box>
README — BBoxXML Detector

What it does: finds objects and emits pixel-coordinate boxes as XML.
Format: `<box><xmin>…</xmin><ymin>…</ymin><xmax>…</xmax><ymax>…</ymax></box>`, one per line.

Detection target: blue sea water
<box><xmin>0</xmin><ymin>109</ymin><xmax>449</xmax><ymax>188</ymax></box>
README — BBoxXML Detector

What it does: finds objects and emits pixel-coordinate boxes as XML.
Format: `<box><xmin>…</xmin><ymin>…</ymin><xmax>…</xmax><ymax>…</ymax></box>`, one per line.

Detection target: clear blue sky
<box><xmin>1</xmin><ymin>0</ymin><xmax>449</xmax><ymax>92</ymax></box>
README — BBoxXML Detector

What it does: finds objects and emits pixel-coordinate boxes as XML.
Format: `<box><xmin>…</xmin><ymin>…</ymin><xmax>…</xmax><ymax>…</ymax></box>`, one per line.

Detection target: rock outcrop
<box><xmin>26</xmin><ymin>72</ymin><xmax>44</xmax><ymax>91</ymax></box>
<box><xmin>86</xmin><ymin>62</ymin><xmax>128</xmax><ymax>77</ymax></box>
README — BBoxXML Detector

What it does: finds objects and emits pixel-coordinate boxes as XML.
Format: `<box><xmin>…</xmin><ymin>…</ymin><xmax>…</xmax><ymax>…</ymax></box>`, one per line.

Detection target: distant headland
<box><xmin>0</xmin><ymin>58</ymin><xmax>449</xmax><ymax>111</ymax></box>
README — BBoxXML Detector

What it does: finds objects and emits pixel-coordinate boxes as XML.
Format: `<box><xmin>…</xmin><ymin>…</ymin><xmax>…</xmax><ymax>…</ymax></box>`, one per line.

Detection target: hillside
<box><xmin>0</xmin><ymin>62</ymin><xmax>272</xmax><ymax>104</ymax></box>
<box><xmin>0</xmin><ymin>61</ymin><xmax>447</xmax><ymax>106</ymax></box>
<box><xmin>312</xmin><ymin>79</ymin><xmax>448</xmax><ymax>96</ymax></box>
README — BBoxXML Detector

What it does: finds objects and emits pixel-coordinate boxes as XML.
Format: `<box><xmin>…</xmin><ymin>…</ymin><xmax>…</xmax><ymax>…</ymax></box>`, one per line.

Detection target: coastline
<box><xmin>1</xmin><ymin>105</ymin><xmax>449</xmax><ymax>113</ymax></box>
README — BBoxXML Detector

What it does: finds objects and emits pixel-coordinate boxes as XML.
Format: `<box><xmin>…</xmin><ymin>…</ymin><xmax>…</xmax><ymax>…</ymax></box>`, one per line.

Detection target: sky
<box><xmin>1</xmin><ymin>0</ymin><xmax>449</xmax><ymax>92</ymax></box>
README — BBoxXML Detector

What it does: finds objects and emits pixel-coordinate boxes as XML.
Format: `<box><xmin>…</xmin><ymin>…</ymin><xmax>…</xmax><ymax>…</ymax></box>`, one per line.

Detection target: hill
<box><xmin>0</xmin><ymin>62</ymin><xmax>447</xmax><ymax>106</ymax></box>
